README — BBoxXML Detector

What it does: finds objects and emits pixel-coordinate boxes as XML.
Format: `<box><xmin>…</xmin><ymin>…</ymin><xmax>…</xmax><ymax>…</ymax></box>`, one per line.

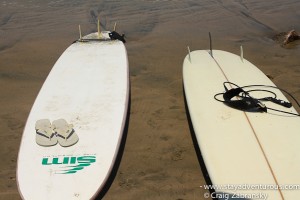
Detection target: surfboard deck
<box><xmin>183</xmin><ymin>50</ymin><xmax>300</xmax><ymax>199</ymax></box>
<box><xmin>17</xmin><ymin>31</ymin><xmax>129</xmax><ymax>200</ymax></box>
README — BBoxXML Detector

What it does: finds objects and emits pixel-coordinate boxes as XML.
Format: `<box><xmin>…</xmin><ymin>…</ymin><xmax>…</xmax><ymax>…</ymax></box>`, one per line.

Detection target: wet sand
<box><xmin>1</xmin><ymin>0</ymin><xmax>300</xmax><ymax>199</ymax></box>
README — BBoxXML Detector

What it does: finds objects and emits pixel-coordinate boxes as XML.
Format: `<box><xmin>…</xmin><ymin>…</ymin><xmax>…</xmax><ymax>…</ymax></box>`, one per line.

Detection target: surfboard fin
<box><xmin>240</xmin><ymin>45</ymin><xmax>244</xmax><ymax>62</ymax></box>
<box><xmin>113</xmin><ymin>22</ymin><xmax>117</xmax><ymax>31</ymax></box>
<box><xmin>79</xmin><ymin>25</ymin><xmax>82</xmax><ymax>41</ymax></box>
<box><xmin>209</xmin><ymin>32</ymin><xmax>213</xmax><ymax>58</ymax></box>
<box><xmin>97</xmin><ymin>19</ymin><xmax>101</xmax><ymax>39</ymax></box>
<box><xmin>187</xmin><ymin>46</ymin><xmax>192</xmax><ymax>63</ymax></box>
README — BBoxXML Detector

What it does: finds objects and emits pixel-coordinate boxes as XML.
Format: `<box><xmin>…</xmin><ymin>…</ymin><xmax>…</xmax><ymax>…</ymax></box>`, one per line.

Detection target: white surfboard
<box><xmin>17</xmin><ymin>31</ymin><xmax>129</xmax><ymax>200</ymax></box>
<box><xmin>183</xmin><ymin>49</ymin><xmax>300</xmax><ymax>199</ymax></box>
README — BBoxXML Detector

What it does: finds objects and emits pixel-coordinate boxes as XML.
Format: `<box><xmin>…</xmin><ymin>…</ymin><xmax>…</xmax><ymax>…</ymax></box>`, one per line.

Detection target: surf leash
<box><xmin>214</xmin><ymin>82</ymin><xmax>300</xmax><ymax>116</ymax></box>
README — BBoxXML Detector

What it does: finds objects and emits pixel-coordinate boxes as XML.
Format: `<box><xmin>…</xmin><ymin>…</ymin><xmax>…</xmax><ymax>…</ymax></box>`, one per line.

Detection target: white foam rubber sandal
<box><xmin>35</xmin><ymin>119</ymin><xmax>58</xmax><ymax>147</ymax></box>
<box><xmin>53</xmin><ymin>119</ymin><xmax>79</xmax><ymax>147</ymax></box>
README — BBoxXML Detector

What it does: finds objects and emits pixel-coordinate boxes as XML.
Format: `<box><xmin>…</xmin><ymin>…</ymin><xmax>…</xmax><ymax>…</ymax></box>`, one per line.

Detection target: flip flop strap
<box><xmin>56</xmin><ymin>129</ymin><xmax>75</xmax><ymax>140</ymax></box>
<box><xmin>36</xmin><ymin>131</ymin><xmax>55</xmax><ymax>139</ymax></box>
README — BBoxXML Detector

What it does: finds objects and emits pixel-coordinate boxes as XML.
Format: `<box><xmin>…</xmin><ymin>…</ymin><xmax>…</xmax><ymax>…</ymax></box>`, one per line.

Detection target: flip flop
<box><xmin>53</xmin><ymin>119</ymin><xmax>79</xmax><ymax>147</ymax></box>
<box><xmin>35</xmin><ymin>119</ymin><xmax>58</xmax><ymax>147</ymax></box>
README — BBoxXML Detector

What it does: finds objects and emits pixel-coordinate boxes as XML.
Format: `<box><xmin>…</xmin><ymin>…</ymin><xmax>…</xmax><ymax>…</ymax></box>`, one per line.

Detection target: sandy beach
<box><xmin>1</xmin><ymin>0</ymin><xmax>300</xmax><ymax>199</ymax></box>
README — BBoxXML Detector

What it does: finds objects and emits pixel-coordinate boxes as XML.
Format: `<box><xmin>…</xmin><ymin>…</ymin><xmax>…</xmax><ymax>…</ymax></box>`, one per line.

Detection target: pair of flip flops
<box><xmin>35</xmin><ymin>119</ymin><xmax>79</xmax><ymax>147</ymax></box>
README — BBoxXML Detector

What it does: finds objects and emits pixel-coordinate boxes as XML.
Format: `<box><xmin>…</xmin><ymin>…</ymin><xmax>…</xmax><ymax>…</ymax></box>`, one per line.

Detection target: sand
<box><xmin>0</xmin><ymin>0</ymin><xmax>300</xmax><ymax>199</ymax></box>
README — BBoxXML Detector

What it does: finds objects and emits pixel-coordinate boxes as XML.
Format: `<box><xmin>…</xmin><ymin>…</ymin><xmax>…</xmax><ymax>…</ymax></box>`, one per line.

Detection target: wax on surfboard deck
<box><xmin>183</xmin><ymin>50</ymin><xmax>300</xmax><ymax>199</ymax></box>
<box><xmin>17</xmin><ymin>31</ymin><xmax>129</xmax><ymax>200</ymax></box>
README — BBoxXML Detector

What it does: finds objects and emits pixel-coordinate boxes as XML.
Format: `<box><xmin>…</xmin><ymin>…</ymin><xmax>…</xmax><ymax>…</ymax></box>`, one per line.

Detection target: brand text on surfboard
<box><xmin>41</xmin><ymin>155</ymin><xmax>96</xmax><ymax>174</ymax></box>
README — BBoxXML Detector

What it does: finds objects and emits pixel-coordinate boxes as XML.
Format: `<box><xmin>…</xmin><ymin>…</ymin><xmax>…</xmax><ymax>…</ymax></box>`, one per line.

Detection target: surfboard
<box><xmin>17</xmin><ymin>31</ymin><xmax>129</xmax><ymax>199</ymax></box>
<box><xmin>183</xmin><ymin>49</ymin><xmax>300</xmax><ymax>199</ymax></box>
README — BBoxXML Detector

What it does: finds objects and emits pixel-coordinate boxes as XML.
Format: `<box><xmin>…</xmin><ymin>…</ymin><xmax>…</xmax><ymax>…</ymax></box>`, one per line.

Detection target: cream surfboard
<box><xmin>183</xmin><ymin>49</ymin><xmax>300</xmax><ymax>199</ymax></box>
<box><xmin>17</xmin><ymin>31</ymin><xmax>129</xmax><ymax>199</ymax></box>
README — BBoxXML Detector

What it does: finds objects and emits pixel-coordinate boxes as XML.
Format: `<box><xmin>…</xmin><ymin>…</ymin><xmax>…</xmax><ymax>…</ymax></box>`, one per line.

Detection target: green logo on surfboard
<box><xmin>42</xmin><ymin>155</ymin><xmax>96</xmax><ymax>174</ymax></box>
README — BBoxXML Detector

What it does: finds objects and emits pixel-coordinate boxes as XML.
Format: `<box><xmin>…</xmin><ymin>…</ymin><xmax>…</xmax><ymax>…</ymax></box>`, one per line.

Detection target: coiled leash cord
<box><xmin>214</xmin><ymin>82</ymin><xmax>300</xmax><ymax>116</ymax></box>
